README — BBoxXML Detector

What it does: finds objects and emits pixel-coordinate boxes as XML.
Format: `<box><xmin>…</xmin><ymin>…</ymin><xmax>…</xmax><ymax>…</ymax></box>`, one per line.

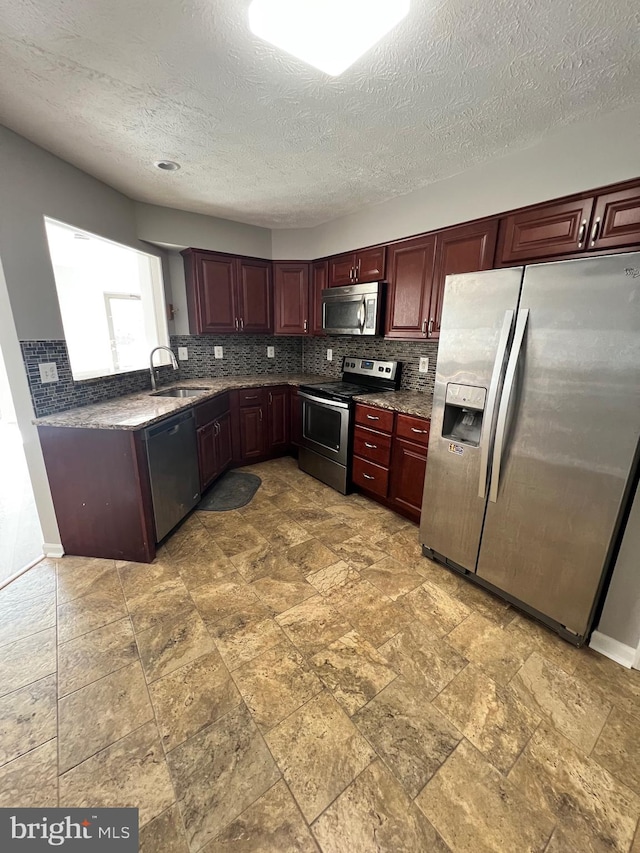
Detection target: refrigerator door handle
<box><xmin>489</xmin><ymin>308</ymin><xmax>529</xmax><ymax>503</ymax></box>
<box><xmin>478</xmin><ymin>309</ymin><xmax>515</xmax><ymax>499</ymax></box>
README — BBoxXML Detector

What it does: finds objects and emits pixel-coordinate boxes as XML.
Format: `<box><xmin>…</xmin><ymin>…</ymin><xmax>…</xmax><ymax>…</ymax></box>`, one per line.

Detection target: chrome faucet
<box><xmin>149</xmin><ymin>346</ymin><xmax>179</xmax><ymax>391</ymax></box>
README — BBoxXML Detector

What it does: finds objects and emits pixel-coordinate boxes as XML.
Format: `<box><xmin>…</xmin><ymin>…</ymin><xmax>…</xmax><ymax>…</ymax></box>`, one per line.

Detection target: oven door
<box><xmin>300</xmin><ymin>392</ymin><xmax>350</xmax><ymax>466</ymax></box>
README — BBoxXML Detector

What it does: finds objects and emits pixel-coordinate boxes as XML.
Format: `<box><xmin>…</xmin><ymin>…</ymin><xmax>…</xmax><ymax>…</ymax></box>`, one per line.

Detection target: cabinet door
<box><xmin>197</xmin><ymin>423</ymin><xmax>218</xmax><ymax>490</ymax></box>
<box><xmin>389</xmin><ymin>438</ymin><xmax>427</xmax><ymax>521</ymax></box>
<box><xmin>590</xmin><ymin>185</ymin><xmax>640</xmax><ymax>251</ymax></box>
<box><xmin>430</xmin><ymin>220</ymin><xmax>499</xmax><ymax>338</ymax></box>
<box><xmin>311</xmin><ymin>260</ymin><xmax>328</xmax><ymax>335</ymax></box>
<box><xmin>355</xmin><ymin>246</ymin><xmax>386</xmax><ymax>283</ymax></box>
<box><xmin>215</xmin><ymin>412</ymin><xmax>233</xmax><ymax>473</ymax></box>
<box><xmin>268</xmin><ymin>387</ymin><xmax>290</xmax><ymax>453</ymax></box>
<box><xmin>239</xmin><ymin>405</ymin><xmax>266</xmax><ymax>460</ymax></box>
<box><xmin>274</xmin><ymin>263</ymin><xmax>310</xmax><ymax>335</ymax></box>
<box><xmin>496</xmin><ymin>198</ymin><xmax>594</xmax><ymax>265</ymax></box>
<box><xmin>237</xmin><ymin>258</ymin><xmax>272</xmax><ymax>333</ymax></box>
<box><xmin>186</xmin><ymin>253</ymin><xmax>237</xmax><ymax>334</ymax></box>
<box><xmin>328</xmin><ymin>253</ymin><xmax>357</xmax><ymax>286</ymax></box>
<box><xmin>385</xmin><ymin>235</ymin><xmax>436</xmax><ymax>339</ymax></box>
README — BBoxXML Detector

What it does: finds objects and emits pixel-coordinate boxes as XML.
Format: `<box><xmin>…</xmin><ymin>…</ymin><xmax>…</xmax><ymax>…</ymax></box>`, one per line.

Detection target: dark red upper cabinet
<box><xmin>328</xmin><ymin>247</ymin><xmax>386</xmax><ymax>286</ymax></box>
<box><xmin>182</xmin><ymin>250</ymin><xmax>272</xmax><ymax>335</ymax></box>
<box><xmin>273</xmin><ymin>262</ymin><xmax>310</xmax><ymax>335</ymax></box>
<box><xmin>237</xmin><ymin>258</ymin><xmax>272</xmax><ymax>333</ymax></box>
<box><xmin>311</xmin><ymin>260</ymin><xmax>328</xmax><ymax>335</ymax></box>
<box><xmin>496</xmin><ymin>198</ymin><xmax>595</xmax><ymax>265</ymax></box>
<box><xmin>328</xmin><ymin>253</ymin><xmax>356</xmax><ymax>287</ymax></box>
<box><xmin>590</xmin><ymin>186</ymin><xmax>640</xmax><ymax>251</ymax></box>
<box><xmin>430</xmin><ymin>219</ymin><xmax>499</xmax><ymax>338</ymax></box>
<box><xmin>184</xmin><ymin>251</ymin><xmax>237</xmax><ymax>334</ymax></box>
<box><xmin>385</xmin><ymin>234</ymin><xmax>436</xmax><ymax>339</ymax></box>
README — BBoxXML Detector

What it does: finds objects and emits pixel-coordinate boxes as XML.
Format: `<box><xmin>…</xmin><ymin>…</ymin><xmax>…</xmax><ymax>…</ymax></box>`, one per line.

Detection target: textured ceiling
<box><xmin>1</xmin><ymin>0</ymin><xmax>639</xmax><ymax>228</ymax></box>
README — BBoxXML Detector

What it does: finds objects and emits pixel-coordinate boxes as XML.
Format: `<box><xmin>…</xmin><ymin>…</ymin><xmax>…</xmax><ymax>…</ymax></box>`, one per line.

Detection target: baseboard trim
<box><xmin>0</xmin><ymin>554</ymin><xmax>46</xmax><ymax>592</ymax></box>
<box><xmin>589</xmin><ymin>630</ymin><xmax>636</xmax><ymax>669</ymax></box>
<box><xmin>43</xmin><ymin>542</ymin><xmax>64</xmax><ymax>558</ymax></box>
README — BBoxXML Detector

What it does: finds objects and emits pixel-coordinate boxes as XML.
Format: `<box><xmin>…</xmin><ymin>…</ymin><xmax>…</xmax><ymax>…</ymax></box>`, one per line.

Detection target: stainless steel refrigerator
<box><xmin>419</xmin><ymin>252</ymin><xmax>640</xmax><ymax>644</ymax></box>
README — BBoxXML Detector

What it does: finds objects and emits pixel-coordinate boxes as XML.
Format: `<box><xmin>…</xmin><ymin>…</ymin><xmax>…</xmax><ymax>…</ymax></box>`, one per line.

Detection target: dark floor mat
<box><xmin>198</xmin><ymin>471</ymin><xmax>262</xmax><ymax>511</ymax></box>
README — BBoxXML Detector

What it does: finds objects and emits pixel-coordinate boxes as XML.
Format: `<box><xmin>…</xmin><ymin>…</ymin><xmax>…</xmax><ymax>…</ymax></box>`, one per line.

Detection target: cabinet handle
<box><xmin>235</xmin><ymin>317</ymin><xmax>239</xmax><ymax>331</ymax></box>
<box><xmin>214</xmin><ymin>421</ymin><xmax>220</xmax><ymax>435</ymax></box>
<box><xmin>259</xmin><ymin>409</ymin><xmax>263</xmax><ymax>421</ymax></box>
<box><xmin>269</xmin><ymin>392</ymin><xmax>273</xmax><ymax>405</ymax></box>
<box><xmin>590</xmin><ymin>217</ymin><xmax>601</xmax><ymax>247</ymax></box>
<box><xmin>428</xmin><ymin>318</ymin><xmax>434</xmax><ymax>335</ymax></box>
<box><xmin>411</xmin><ymin>427</ymin><xmax>428</xmax><ymax>434</ymax></box>
<box><xmin>366</xmin><ymin>415</ymin><xmax>380</xmax><ymax>421</ymax></box>
<box><xmin>364</xmin><ymin>441</ymin><xmax>378</xmax><ymax>449</ymax></box>
<box><xmin>245</xmin><ymin>395</ymin><xmax>258</xmax><ymax>400</ymax></box>
<box><xmin>363</xmin><ymin>473</ymin><xmax>375</xmax><ymax>480</ymax></box>
<box><xmin>421</xmin><ymin>319</ymin><xmax>427</xmax><ymax>335</ymax></box>
<box><xmin>303</xmin><ymin>319</ymin><xmax>308</xmax><ymax>331</ymax></box>
<box><xmin>240</xmin><ymin>317</ymin><xmax>244</xmax><ymax>331</ymax></box>
<box><xmin>577</xmin><ymin>218</ymin><xmax>587</xmax><ymax>248</ymax></box>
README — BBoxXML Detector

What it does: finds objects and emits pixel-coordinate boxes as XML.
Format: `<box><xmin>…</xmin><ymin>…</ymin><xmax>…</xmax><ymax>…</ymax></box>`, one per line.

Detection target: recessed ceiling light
<box><xmin>248</xmin><ymin>0</ymin><xmax>410</xmax><ymax>77</ymax></box>
<box><xmin>154</xmin><ymin>160</ymin><xmax>181</xmax><ymax>171</ymax></box>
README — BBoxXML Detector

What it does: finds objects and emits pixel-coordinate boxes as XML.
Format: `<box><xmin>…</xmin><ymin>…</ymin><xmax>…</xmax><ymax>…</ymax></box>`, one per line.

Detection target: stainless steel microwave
<box><xmin>321</xmin><ymin>281</ymin><xmax>385</xmax><ymax>336</ymax></box>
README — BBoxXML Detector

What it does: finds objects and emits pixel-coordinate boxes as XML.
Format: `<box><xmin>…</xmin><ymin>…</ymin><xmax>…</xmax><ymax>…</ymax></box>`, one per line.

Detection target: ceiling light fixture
<box><xmin>154</xmin><ymin>160</ymin><xmax>181</xmax><ymax>171</ymax></box>
<box><xmin>248</xmin><ymin>0</ymin><xmax>410</xmax><ymax>76</ymax></box>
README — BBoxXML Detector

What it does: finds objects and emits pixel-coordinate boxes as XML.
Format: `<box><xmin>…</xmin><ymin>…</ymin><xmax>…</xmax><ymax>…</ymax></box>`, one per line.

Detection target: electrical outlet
<box><xmin>39</xmin><ymin>362</ymin><xmax>59</xmax><ymax>383</ymax></box>
<box><xmin>214</xmin><ymin>346</ymin><xmax>224</xmax><ymax>359</ymax></box>
<box><xmin>267</xmin><ymin>346</ymin><xmax>275</xmax><ymax>358</ymax></box>
<box><xmin>177</xmin><ymin>347</ymin><xmax>188</xmax><ymax>361</ymax></box>
<box><xmin>327</xmin><ymin>349</ymin><xmax>333</xmax><ymax>361</ymax></box>
<box><xmin>419</xmin><ymin>357</ymin><xmax>430</xmax><ymax>373</ymax></box>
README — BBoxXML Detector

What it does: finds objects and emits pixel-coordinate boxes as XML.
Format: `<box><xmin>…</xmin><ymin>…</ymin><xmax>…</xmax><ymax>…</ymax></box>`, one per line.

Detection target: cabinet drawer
<box><xmin>194</xmin><ymin>393</ymin><xmax>230</xmax><ymax>428</ymax></box>
<box><xmin>352</xmin><ymin>456</ymin><xmax>389</xmax><ymax>498</ymax></box>
<box><xmin>353</xmin><ymin>426</ymin><xmax>391</xmax><ymax>467</ymax></box>
<box><xmin>395</xmin><ymin>414</ymin><xmax>430</xmax><ymax>448</ymax></box>
<box><xmin>238</xmin><ymin>388</ymin><xmax>266</xmax><ymax>407</ymax></box>
<box><xmin>354</xmin><ymin>404</ymin><xmax>394</xmax><ymax>433</ymax></box>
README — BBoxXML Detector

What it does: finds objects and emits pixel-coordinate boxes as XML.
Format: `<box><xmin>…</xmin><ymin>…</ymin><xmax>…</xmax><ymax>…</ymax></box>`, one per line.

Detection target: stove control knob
<box><xmin>385</xmin><ymin>367</ymin><xmax>391</xmax><ymax>373</ymax></box>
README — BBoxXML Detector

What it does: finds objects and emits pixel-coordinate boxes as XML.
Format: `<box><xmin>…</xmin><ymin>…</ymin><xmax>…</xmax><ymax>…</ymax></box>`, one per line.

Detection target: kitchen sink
<box><xmin>150</xmin><ymin>387</ymin><xmax>211</xmax><ymax>398</ymax></box>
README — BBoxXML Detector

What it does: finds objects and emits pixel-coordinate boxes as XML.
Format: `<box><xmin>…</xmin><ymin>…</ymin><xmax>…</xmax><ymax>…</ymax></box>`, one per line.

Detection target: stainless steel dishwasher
<box><xmin>142</xmin><ymin>409</ymin><xmax>200</xmax><ymax>542</ymax></box>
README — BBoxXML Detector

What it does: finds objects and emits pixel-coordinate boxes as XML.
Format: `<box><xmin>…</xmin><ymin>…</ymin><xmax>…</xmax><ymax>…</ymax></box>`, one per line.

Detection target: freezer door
<box><xmin>419</xmin><ymin>267</ymin><xmax>524</xmax><ymax>570</ymax></box>
<box><xmin>477</xmin><ymin>253</ymin><xmax>640</xmax><ymax>636</ymax></box>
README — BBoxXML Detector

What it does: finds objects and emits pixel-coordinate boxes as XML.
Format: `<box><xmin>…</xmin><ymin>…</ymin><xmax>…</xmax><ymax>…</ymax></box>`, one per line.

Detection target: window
<box><xmin>44</xmin><ymin>218</ymin><xmax>169</xmax><ymax>381</ymax></box>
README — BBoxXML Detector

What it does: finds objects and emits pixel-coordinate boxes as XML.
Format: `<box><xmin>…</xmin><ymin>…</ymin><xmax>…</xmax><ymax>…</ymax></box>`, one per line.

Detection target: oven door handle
<box><xmin>299</xmin><ymin>392</ymin><xmax>350</xmax><ymax>410</ymax></box>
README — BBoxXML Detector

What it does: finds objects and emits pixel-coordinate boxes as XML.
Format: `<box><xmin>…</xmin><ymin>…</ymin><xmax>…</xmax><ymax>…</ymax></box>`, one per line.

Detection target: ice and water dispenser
<box><xmin>441</xmin><ymin>384</ymin><xmax>487</xmax><ymax>446</ymax></box>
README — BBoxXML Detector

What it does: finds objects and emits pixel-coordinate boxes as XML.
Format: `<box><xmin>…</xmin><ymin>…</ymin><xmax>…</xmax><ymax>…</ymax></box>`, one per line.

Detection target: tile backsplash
<box><xmin>21</xmin><ymin>340</ymin><xmax>179</xmax><ymax>418</ymax></box>
<box><xmin>302</xmin><ymin>336</ymin><xmax>439</xmax><ymax>392</ymax></box>
<box><xmin>171</xmin><ymin>335</ymin><xmax>303</xmax><ymax>380</ymax></box>
<box><xmin>22</xmin><ymin>333</ymin><xmax>435</xmax><ymax>418</ymax></box>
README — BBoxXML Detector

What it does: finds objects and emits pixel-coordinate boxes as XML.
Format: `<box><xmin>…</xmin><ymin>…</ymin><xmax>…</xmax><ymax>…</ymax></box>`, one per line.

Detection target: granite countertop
<box><xmin>354</xmin><ymin>390</ymin><xmax>433</xmax><ymax>420</ymax></box>
<box><xmin>34</xmin><ymin>374</ymin><xmax>327</xmax><ymax>431</ymax></box>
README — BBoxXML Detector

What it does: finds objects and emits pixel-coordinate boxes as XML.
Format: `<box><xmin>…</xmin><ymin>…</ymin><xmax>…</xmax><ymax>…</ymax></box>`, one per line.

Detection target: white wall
<box><xmin>135</xmin><ymin>202</ymin><xmax>272</xmax><ymax>259</ymax></box>
<box><xmin>272</xmin><ymin>104</ymin><xmax>640</xmax><ymax>259</ymax></box>
<box><xmin>0</xmin><ymin>124</ymin><xmax>168</xmax><ymax>553</ymax></box>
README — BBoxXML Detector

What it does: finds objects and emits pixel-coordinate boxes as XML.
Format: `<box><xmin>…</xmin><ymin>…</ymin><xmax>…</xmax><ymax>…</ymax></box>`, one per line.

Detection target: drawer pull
<box><xmin>366</xmin><ymin>415</ymin><xmax>380</xmax><ymax>420</ymax></box>
<box><xmin>411</xmin><ymin>427</ymin><xmax>428</xmax><ymax>434</ymax></box>
<box><xmin>362</xmin><ymin>473</ymin><xmax>375</xmax><ymax>480</ymax></box>
<box><xmin>245</xmin><ymin>395</ymin><xmax>258</xmax><ymax>400</ymax></box>
<box><xmin>364</xmin><ymin>442</ymin><xmax>377</xmax><ymax>449</ymax></box>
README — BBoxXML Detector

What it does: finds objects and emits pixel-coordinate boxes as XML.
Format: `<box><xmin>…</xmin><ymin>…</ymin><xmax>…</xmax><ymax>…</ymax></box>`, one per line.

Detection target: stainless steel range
<box><xmin>298</xmin><ymin>356</ymin><xmax>402</xmax><ymax>493</ymax></box>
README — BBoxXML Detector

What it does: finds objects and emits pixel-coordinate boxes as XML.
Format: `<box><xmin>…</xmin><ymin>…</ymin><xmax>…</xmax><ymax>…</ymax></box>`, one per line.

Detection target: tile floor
<box><xmin>1</xmin><ymin>455</ymin><xmax>640</xmax><ymax>852</ymax></box>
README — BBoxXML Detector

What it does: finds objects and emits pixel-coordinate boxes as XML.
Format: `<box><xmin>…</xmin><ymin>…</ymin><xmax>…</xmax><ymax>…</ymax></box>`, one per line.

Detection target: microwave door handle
<box><xmin>478</xmin><ymin>309</ymin><xmax>514</xmax><ymax>499</ymax></box>
<box><xmin>358</xmin><ymin>298</ymin><xmax>366</xmax><ymax>332</ymax></box>
<box><xmin>489</xmin><ymin>308</ymin><xmax>529</xmax><ymax>503</ymax></box>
